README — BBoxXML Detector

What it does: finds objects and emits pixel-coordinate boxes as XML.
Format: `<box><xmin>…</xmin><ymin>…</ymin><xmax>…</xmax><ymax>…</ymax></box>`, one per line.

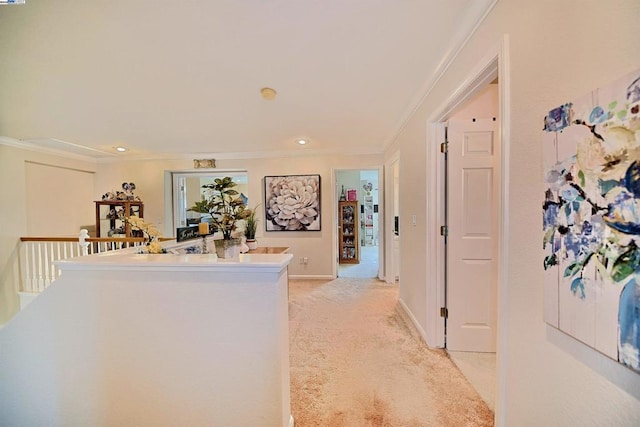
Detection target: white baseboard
<box><xmin>288</xmin><ymin>274</ymin><xmax>334</xmax><ymax>280</ymax></box>
<box><xmin>397</xmin><ymin>298</ymin><xmax>430</xmax><ymax>345</ymax></box>
<box><xmin>17</xmin><ymin>292</ymin><xmax>40</xmax><ymax>310</ymax></box>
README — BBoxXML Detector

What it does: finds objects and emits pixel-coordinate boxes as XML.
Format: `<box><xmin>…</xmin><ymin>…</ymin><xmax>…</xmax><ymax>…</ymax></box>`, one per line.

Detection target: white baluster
<box><xmin>22</xmin><ymin>242</ymin><xmax>33</xmax><ymax>293</ymax></box>
<box><xmin>47</xmin><ymin>241</ymin><xmax>56</xmax><ymax>287</ymax></box>
<box><xmin>30</xmin><ymin>242</ymin><xmax>37</xmax><ymax>293</ymax></box>
<box><xmin>43</xmin><ymin>242</ymin><xmax>51</xmax><ymax>290</ymax></box>
<box><xmin>55</xmin><ymin>241</ymin><xmax>62</xmax><ymax>280</ymax></box>
<box><xmin>36</xmin><ymin>242</ymin><xmax>44</xmax><ymax>292</ymax></box>
<box><xmin>79</xmin><ymin>229</ymin><xmax>90</xmax><ymax>256</ymax></box>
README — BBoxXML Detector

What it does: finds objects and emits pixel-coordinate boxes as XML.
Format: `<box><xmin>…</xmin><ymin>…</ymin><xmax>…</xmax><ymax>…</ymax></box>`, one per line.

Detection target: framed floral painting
<box><xmin>543</xmin><ymin>69</ymin><xmax>640</xmax><ymax>373</ymax></box>
<box><xmin>264</xmin><ymin>174</ymin><xmax>321</xmax><ymax>231</ymax></box>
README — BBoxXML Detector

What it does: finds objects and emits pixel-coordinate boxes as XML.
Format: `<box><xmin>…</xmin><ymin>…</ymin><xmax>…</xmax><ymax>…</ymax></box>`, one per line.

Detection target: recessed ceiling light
<box><xmin>116</xmin><ymin>146</ymin><xmax>127</xmax><ymax>152</ymax></box>
<box><xmin>297</xmin><ymin>139</ymin><xmax>308</xmax><ymax>145</ymax></box>
<box><xmin>260</xmin><ymin>87</ymin><xmax>277</xmax><ymax>100</ymax></box>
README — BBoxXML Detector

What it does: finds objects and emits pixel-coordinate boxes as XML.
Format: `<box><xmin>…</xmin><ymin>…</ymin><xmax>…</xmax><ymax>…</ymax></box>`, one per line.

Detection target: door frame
<box><xmin>384</xmin><ymin>152</ymin><xmax>400</xmax><ymax>284</ymax></box>
<box><xmin>425</xmin><ymin>34</ymin><xmax>510</xmax><ymax>421</ymax></box>
<box><xmin>332</xmin><ymin>167</ymin><xmax>385</xmax><ymax>280</ymax></box>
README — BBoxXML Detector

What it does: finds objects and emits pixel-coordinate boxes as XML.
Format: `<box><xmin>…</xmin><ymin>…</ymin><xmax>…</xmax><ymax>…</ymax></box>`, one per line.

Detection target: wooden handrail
<box><xmin>21</xmin><ymin>237</ymin><xmax>174</xmax><ymax>242</ymax></box>
<box><xmin>21</xmin><ymin>236</ymin><xmax>87</xmax><ymax>242</ymax></box>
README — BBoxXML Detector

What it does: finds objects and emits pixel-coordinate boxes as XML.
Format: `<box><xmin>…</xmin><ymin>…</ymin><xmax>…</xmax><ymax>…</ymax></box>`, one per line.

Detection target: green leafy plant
<box><xmin>188</xmin><ymin>177</ymin><xmax>251</xmax><ymax>240</ymax></box>
<box><xmin>244</xmin><ymin>206</ymin><xmax>259</xmax><ymax>240</ymax></box>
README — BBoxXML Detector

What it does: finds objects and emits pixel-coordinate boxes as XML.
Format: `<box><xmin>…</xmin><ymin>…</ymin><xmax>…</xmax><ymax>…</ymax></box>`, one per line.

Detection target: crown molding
<box><xmin>2</xmin><ymin>135</ymin><xmax>384</xmax><ymax>163</ymax></box>
<box><xmin>96</xmin><ymin>146</ymin><xmax>385</xmax><ymax>163</ymax></box>
<box><xmin>382</xmin><ymin>0</ymin><xmax>498</xmax><ymax>151</ymax></box>
<box><xmin>0</xmin><ymin>136</ymin><xmax>99</xmax><ymax>163</ymax></box>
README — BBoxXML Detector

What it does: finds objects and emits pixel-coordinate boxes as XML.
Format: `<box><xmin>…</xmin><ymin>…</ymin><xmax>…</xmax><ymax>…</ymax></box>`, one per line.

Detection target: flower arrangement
<box><xmin>188</xmin><ymin>177</ymin><xmax>252</xmax><ymax>240</ymax></box>
<box><xmin>125</xmin><ymin>215</ymin><xmax>165</xmax><ymax>254</ymax></box>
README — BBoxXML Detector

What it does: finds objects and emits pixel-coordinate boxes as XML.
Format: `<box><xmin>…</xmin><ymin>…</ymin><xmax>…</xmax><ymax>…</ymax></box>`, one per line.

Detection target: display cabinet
<box><xmin>95</xmin><ymin>200</ymin><xmax>144</xmax><ymax>238</ymax></box>
<box><xmin>338</xmin><ymin>200</ymin><xmax>359</xmax><ymax>264</ymax></box>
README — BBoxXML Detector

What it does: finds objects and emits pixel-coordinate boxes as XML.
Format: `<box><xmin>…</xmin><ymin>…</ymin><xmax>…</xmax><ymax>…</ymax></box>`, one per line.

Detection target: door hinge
<box><xmin>440</xmin><ymin>307</ymin><xmax>448</xmax><ymax>318</ymax></box>
<box><xmin>440</xmin><ymin>225</ymin><xmax>448</xmax><ymax>237</ymax></box>
<box><xmin>440</xmin><ymin>142</ymin><xmax>448</xmax><ymax>153</ymax></box>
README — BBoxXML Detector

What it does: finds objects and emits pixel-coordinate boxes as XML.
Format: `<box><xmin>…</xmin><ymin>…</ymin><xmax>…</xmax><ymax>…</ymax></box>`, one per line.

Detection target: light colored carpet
<box><xmin>447</xmin><ymin>351</ymin><xmax>496</xmax><ymax>411</ymax></box>
<box><xmin>289</xmin><ymin>278</ymin><xmax>494</xmax><ymax>426</ymax></box>
<box><xmin>338</xmin><ymin>245</ymin><xmax>379</xmax><ymax>278</ymax></box>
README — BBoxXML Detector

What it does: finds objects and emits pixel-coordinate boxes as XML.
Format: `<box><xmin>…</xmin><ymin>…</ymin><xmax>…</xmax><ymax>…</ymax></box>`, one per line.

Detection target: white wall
<box><xmin>451</xmin><ymin>83</ymin><xmax>498</xmax><ymax>120</ymax></box>
<box><xmin>0</xmin><ymin>142</ymin><xmax>98</xmax><ymax>325</ymax></box>
<box><xmin>387</xmin><ymin>0</ymin><xmax>640</xmax><ymax>425</ymax></box>
<box><xmin>97</xmin><ymin>153</ymin><xmax>383</xmax><ymax>278</ymax></box>
<box><xmin>25</xmin><ymin>162</ymin><xmax>95</xmax><ymax>236</ymax></box>
<box><xmin>336</xmin><ymin>170</ymin><xmax>361</xmax><ymax>203</ymax></box>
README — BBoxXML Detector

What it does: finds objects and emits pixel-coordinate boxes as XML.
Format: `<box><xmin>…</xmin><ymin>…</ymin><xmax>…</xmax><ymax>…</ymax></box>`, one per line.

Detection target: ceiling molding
<box><xmin>382</xmin><ymin>0</ymin><xmax>498</xmax><ymax>151</ymax></box>
<box><xmin>96</xmin><ymin>146</ymin><xmax>385</xmax><ymax>163</ymax></box>
<box><xmin>3</xmin><ymin>135</ymin><xmax>384</xmax><ymax>163</ymax></box>
<box><xmin>0</xmin><ymin>136</ymin><xmax>100</xmax><ymax>163</ymax></box>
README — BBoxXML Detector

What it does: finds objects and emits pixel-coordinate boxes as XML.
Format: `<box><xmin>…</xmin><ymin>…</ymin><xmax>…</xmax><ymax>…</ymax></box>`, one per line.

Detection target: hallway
<box><xmin>338</xmin><ymin>245</ymin><xmax>379</xmax><ymax>278</ymax></box>
<box><xmin>288</xmin><ymin>277</ymin><xmax>493</xmax><ymax>426</ymax></box>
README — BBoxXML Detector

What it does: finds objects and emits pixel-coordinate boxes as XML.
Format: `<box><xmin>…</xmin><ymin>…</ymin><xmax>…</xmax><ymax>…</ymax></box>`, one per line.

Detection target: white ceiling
<box><xmin>0</xmin><ymin>1</ymin><xmax>495</xmax><ymax>159</ymax></box>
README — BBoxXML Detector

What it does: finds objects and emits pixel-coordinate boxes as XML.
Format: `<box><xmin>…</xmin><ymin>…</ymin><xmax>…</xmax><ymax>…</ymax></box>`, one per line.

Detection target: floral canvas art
<box><xmin>264</xmin><ymin>175</ymin><xmax>321</xmax><ymax>231</ymax></box>
<box><xmin>543</xmin><ymin>70</ymin><xmax>640</xmax><ymax>373</ymax></box>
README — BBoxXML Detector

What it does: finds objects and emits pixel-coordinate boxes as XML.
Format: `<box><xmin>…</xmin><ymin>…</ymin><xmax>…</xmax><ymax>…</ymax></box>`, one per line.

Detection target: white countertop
<box><xmin>56</xmin><ymin>252</ymin><xmax>293</xmax><ymax>273</ymax></box>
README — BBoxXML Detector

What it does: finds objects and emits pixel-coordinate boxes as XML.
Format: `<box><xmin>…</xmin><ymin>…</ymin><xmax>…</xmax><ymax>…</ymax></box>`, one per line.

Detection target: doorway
<box><xmin>443</xmin><ymin>85</ymin><xmax>499</xmax><ymax>411</ymax></box>
<box><xmin>335</xmin><ymin>169</ymin><xmax>381</xmax><ymax>279</ymax></box>
<box><xmin>425</xmin><ymin>37</ymin><xmax>510</xmax><ymax>418</ymax></box>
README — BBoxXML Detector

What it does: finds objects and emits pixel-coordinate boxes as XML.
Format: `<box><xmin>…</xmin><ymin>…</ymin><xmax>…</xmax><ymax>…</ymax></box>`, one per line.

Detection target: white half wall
<box><xmin>0</xmin><ymin>252</ymin><xmax>293</xmax><ymax>426</ymax></box>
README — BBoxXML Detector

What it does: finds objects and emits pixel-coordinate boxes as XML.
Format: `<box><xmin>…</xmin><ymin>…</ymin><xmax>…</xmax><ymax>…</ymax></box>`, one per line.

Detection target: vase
<box><xmin>247</xmin><ymin>239</ymin><xmax>258</xmax><ymax>250</ymax></box>
<box><xmin>239</xmin><ymin>238</ymin><xmax>250</xmax><ymax>254</ymax></box>
<box><xmin>618</xmin><ymin>275</ymin><xmax>640</xmax><ymax>371</ymax></box>
<box><xmin>213</xmin><ymin>238</ymin><xmax>241</xmax><ymax>259</ymax></box>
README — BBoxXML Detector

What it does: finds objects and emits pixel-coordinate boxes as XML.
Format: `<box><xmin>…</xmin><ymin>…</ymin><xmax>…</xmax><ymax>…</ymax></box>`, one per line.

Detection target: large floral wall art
<box><xmin>264</xmin><ymin>175</ymin><xmax>321</xmax><ymax>231</ymax></box>
<box><xmin>543</xmin><ymin>70</ymin><xmax>640</xmax><ymax>373</ymax></box>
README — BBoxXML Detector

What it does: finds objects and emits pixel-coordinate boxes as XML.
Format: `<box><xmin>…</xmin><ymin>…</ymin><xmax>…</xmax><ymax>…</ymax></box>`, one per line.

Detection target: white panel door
<box><xmin>446</xmin><ymin>118</ymin><xmax>499</xmax><ymax>352</ymax></box>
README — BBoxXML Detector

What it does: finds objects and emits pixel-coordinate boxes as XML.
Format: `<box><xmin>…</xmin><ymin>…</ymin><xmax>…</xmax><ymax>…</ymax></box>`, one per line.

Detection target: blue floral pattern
<box><xmin>543</xmin><ymin>72</ymin><xmax>640</xmax><ymax>372</ymax></box>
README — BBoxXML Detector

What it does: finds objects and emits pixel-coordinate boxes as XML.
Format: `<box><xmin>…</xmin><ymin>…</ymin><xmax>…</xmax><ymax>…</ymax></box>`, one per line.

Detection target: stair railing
<box><xmin>19</xmin><ymin>230</ymin><xmax>145</xmax><ymax>294</ymax></box>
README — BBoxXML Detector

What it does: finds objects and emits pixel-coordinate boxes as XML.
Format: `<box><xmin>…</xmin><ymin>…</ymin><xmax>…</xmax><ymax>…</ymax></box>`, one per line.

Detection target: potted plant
<box><xmin>188</xmin><ymin>177</ymin><xmax>251</xmax><ymax>258</ymax></box>
<box><xmin>244</xmin><ymin>206</ymin><xmax>259</xmax><ymax>250</ymax></box>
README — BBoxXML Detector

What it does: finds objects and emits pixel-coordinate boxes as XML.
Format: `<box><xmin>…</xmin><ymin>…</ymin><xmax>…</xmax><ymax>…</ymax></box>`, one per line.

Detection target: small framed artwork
<box><xmin>193</xmin><ymin>159</ymin><xmax>216</xmax><ymax>169</ymax></box>
<box><xmin>264</xmin><ymin>174</ymin><xmax>321</xmax><ymax>231</ymax></box>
